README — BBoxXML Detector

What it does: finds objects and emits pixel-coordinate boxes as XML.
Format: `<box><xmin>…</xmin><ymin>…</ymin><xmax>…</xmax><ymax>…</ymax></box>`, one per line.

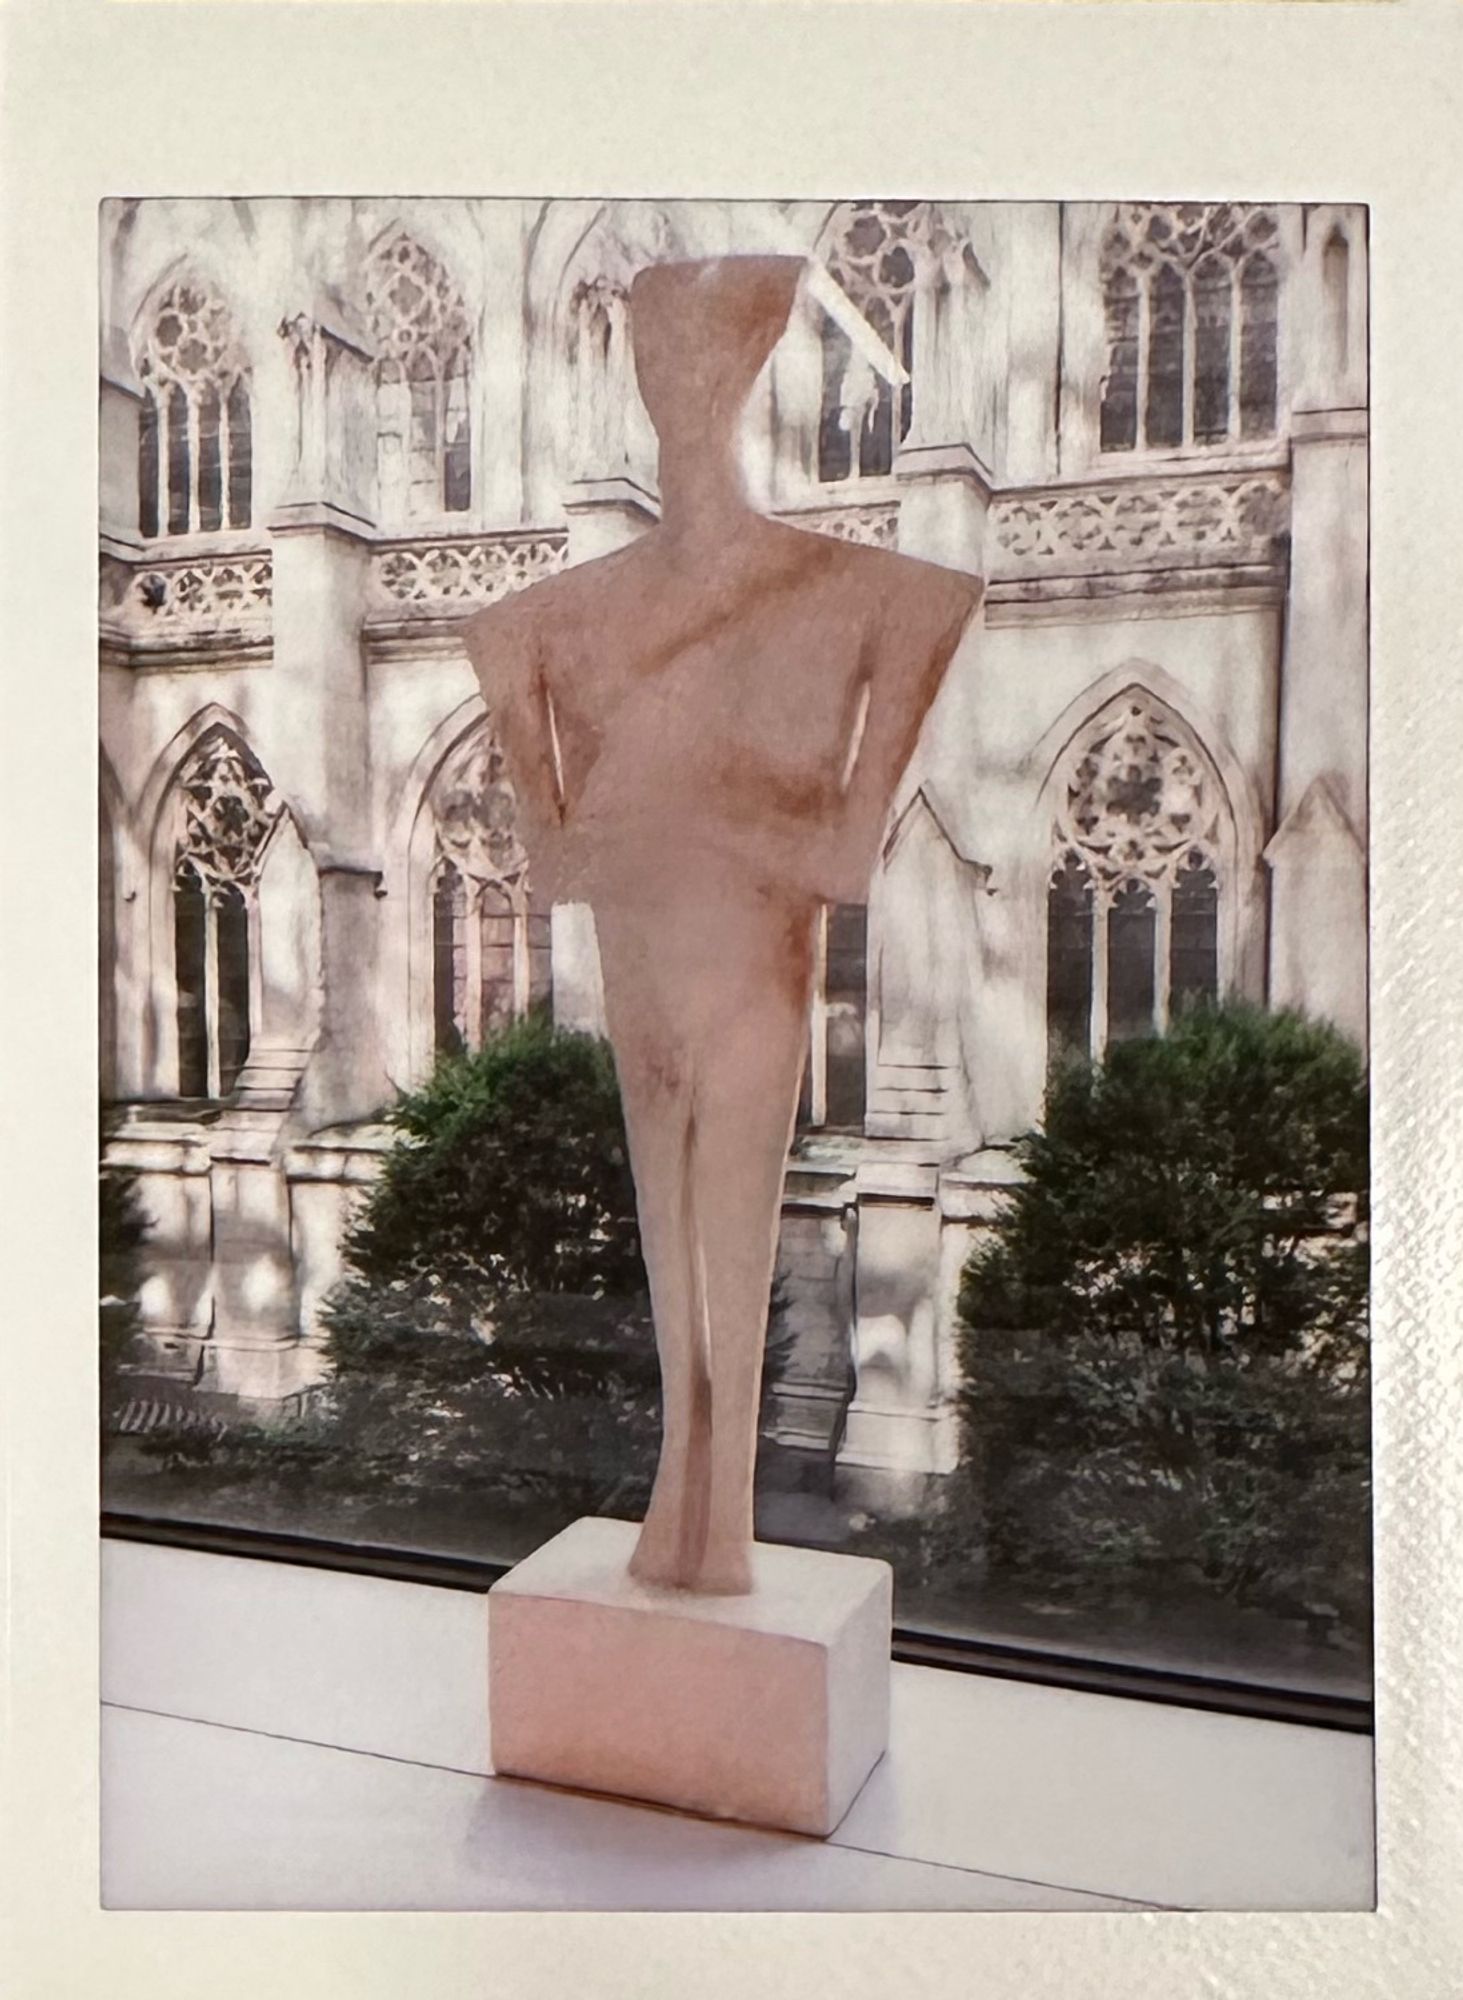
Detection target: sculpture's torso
<box><xmin>468</xmin><ymin>513</ymin><xmax>980</xmax><ymax>912</ymax></box>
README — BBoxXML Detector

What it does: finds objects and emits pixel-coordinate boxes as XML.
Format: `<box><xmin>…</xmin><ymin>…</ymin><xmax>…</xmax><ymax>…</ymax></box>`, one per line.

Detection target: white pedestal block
<box><xmin>488</xmin><ymin>1517</ymin><xmax>893</xmax><ymax>1837</ymax></box>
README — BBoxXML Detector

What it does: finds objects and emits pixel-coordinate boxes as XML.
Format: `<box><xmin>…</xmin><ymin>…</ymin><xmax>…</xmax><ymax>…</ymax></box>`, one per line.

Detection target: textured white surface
<box><xmin>4</xmin><ymin>2</ymin><xmax>1463</xmax><ymax>1995</ymax></box>
<box><xmin>101</xmin><ymin>1705</ymin><xmax>1144</xmax><ymax>1912</ymax></box>
<box><xmin>101</xmin><ymin>1540</ymin><xmax>1373</xmax><ymax>1911</ymax></box>
<box><xmin>490</xmin><ymin>1518</ymin><xmax>892</xmax><ymax>1834</ymax></box>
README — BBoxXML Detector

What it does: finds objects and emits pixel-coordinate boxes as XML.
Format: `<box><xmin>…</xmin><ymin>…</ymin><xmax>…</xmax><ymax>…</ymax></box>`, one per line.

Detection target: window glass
<box><xmin>1099</xmin><ymin>203</ymin><xmax>1281</xmax><ymax>455</ymax></box>
<box><xmin>361</xmin><ymin>231</ymin><xmax>474</xmax><ymax>521</ymax></box>
<box><xmin>100</xmin><ymin>197</ymin><xmax>1369</xmax><ymax>1710</ymax></box>
<box><xmin>134</xmin><ymin>278</ymin><xmax>252</xmax><ymax>538</ymax></box>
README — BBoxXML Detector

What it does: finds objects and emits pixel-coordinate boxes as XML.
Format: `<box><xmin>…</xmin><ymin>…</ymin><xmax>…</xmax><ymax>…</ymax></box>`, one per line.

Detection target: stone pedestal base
<box><xmin>488</xmin><ymin>1517</ymin><xmax>892</xmax><ymax>1836</ymax></box>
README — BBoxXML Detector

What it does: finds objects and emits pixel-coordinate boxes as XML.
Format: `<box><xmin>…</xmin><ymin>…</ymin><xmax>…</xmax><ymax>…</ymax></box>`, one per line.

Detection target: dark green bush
<box><xmin>343</xmin><ymin>1015</ymin><xmax>643</xmax><ymax>1305</ymax></box>
<box><xmin>953</xmin><ymin>1003</ymin><xmax>1370</xmax><ymax>1634</ymax></box>
<box><xmin>166</xmin><ymin>1022</ymin><xmax>664</xmax><ymax>1529</ymax></box>
<box><xmin>115</xmin><ymin>1019</ymin><xmax>798</xmax><ymax>1549</ymax></box>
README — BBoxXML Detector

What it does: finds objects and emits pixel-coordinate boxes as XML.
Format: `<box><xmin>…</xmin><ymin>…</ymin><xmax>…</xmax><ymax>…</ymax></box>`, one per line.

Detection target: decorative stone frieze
<box><xmin>991</xmin><ymin>469</ymin><xmax>1288</xmax><ymax>576</ymax></box>
<box><xmin>782</xmin><ymin>503</ymin><xmax>900</xmax><ymax>550</ymax></box>
<box><xmin>368</xmin><ymin>531</ymin><xmax>567</xmax><ymax>617</ymax></box>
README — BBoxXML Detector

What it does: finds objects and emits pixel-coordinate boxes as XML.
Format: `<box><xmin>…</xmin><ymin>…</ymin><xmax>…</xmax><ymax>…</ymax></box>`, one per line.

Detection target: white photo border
<box><xmin>3</xmin><ymin>0</ymin><xmax>1461</xmax><ymax>1992</ymax></box>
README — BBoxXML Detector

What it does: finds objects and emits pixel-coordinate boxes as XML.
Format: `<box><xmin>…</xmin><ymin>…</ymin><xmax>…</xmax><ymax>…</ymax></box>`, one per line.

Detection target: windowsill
<box><xmin>127</xmin><ymin>530</ymin><xmax>269</xmax><ymax>561</ymax></box>
<box><xmin>1061</xmin><ymin>444</ymin><xmax>1289</xmax><ymax>484</ymax></box>
<box><xmin>100</xmin><ymin>1538</ymin><xmax>1375</xmax><ymax>1913</ymax></box>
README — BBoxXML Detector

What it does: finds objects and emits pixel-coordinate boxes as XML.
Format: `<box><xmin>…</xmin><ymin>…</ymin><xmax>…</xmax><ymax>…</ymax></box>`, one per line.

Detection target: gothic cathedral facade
<box><xmin>99</xmin><ymin>199</ymin><xmax>1368</xmax><ymax>1493</ymax></box>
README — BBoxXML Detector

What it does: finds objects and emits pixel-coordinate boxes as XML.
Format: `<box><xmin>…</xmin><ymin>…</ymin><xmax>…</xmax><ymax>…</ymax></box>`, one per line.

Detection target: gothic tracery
<box><xmin>361</xmin><ymin>230</ymin><xmax>473</xmax><ymax>518</ymax></box>
<box><xmin>169</xmin><ymin>731</ymin><xmax>281</xmax><ymax>1099</ymax></box>
<box><xmin>1099</xmin><ymin>203</ymin><xmax>1281</xmax><ymax>454</ymax></box>
<box><xmin>427</xmin><ymin>727</ymin><xmax>550</xmax><ymax>1052</ymax></box>
<box><xmin>817</xmin><ymin>200</ymin><xmax>930</xmax><ymax>481</ymax></box>
<box><xmin>1047</xmin><ymin>696</ymin><xmax>1225</xmax><ymax>1058</ymax></box>
<box><xmin>135</xmin><ymin>276</ymin><xmax>253</xmax><ymax>537</ymax></box>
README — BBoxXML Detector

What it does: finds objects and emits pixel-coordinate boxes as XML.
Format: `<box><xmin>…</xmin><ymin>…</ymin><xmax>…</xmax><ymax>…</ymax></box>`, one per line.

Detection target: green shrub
<box><xmin>247</xmin><ymin>1020</ymin><xmax>663</xmax><ymax>1529</ymax></box>
<box><xmin>953</xmin><ymin>1002</ymin><xmax>1370</xmax><ymax>1634</ymax></box>
<box><xmin>343</xmin><ymin>1015</ymin><xmax>643</xmax><ymax>1306</ymax></box>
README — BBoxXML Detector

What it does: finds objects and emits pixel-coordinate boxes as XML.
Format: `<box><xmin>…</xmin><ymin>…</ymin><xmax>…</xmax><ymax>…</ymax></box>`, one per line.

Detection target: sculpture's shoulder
<box><xmin>808</xmin><ymin>533</ymin><xmax>983</xmax><ymax>648</ymax></box>
<box><xmin>466</xmin><ymin>555</ymin><xmax>615</xmax><ymax>655</ymax></box>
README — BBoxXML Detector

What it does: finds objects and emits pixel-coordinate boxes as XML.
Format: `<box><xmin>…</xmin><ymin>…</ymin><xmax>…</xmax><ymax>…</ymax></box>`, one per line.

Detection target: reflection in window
<box><xmin>135</xmin><ymin>278</ymin><xmax>253</xmax><ymax>538</ymax></box>
<box><xmin>1322</xmin><ymin>226</ymin><xmax>1350</xmax><ymax>382</ymax></box>
<box><xmin>817</xmin><ymin>202</ymin><xmax>923</xmax><ymax>482</ymax></box>
<box><xmin>798</xmin><ymin>903</ymin><xmax>868</xmax><ymax>1131</ymax></box>
<box><xmin>1099</xmin><ymin>204</ymin><xmax>1281</xmax><ymax>455</ymax></box>
<box><xmin>1047</xmin><ymin>695</ymin><xmax>1226</xmax><ymax>1061</ymax></box>
<box><xmin>363</xmin><ymin>231</ymin><xmax>473</xmax><ymax>522</ymax></box>
<box><xmin>568</xmin><ymin>274</ymin><xmax>635</xmax><ymax>480</ymax></box>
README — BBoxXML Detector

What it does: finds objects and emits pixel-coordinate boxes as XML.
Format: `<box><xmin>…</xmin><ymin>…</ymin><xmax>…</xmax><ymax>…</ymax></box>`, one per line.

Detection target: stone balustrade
<box><xmin>100</xmin><ymin>548</ymin><xmax>273</xmax><ymax>659</ymax></box>
<box><xmin>779</xmin><ymin>501</ymin><xmax>900</xmax><ymax>551</ymax></box>
<box><xmin>367</xmin><ymin>531</ymin><xmax>568</xmax><ymax>619</ymax></box>
<box><xmin>990</xmin><ymin>466</ymin><xmax>1290</xmax><ymax>578</ymax></box>
<box><xmin>99</xmin><ymin>467</ymin><xmax>1292</xmax><ymax>667</ymax></box>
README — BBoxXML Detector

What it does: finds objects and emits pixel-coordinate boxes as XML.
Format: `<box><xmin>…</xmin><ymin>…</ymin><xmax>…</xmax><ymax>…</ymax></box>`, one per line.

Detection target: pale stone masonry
<box><xmin>99</xmin><ymin>199</ymin><xmax>1368</xmax><ymax>1497</ymax></box>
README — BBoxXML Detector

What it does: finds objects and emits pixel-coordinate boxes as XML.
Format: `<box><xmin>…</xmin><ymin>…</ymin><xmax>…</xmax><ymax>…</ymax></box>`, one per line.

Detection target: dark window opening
<box><xmin>174</xmin><ymin>865</ymin><xmax>208</xmax><ymax>1099</ymax></box>
<box><xmin>226</xmin><ymin>379</ymin><xmax>252</xmax><ymax>529</ymax></box>
<box><xmin>1170</xmin><ymin>853</ymin><xmax>1219</xmax><ymax>1015</ymax></box>
<box><xmin>1047</xmin><ymin>855</ymin><xmax>1095</xmax><ymax>1061</ymax></box>
<box><xmin>1108</xmin><ymin>878</ymin><xmax>1157</xmax><ymax>1043</ymax></box>
<box><xmin>1145</xmin><ymin>265</ymin><xmax>1186</xmax><ymax>451</ymax></box>
<box><xmin>215</xmin><ymin>884</ymin><xmax>251</xmax><ymax>1094</ymax></box>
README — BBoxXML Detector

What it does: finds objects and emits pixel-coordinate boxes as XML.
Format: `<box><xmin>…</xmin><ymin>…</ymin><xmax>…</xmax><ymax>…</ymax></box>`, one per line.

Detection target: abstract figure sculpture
<box><xmin>467</xmin><ymin>256</ymin><xmax>980</xmax><ymax>1594</ymax></box>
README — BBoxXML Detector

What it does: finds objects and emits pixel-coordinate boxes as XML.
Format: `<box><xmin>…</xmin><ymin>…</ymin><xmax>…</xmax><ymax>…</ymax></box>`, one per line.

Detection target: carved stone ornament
<box><xmin>175</xmin><ymin>735</ymin><xmax>282</xmax><ymax>889</ymax></box>
<box><xmin>431</xmin><ymin>730</ymin><xmax>529</xmax><ymax>891</ymax></box>
<box><xmin>1057</xmin><ymin>696</ymin><xmax>1220</xmax><ymax>891</ymax></box>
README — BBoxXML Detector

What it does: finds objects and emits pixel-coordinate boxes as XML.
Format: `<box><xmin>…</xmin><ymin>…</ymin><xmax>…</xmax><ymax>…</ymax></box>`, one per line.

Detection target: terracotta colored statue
<box><xmin>466</xmin><ymin>256</ymin><xmax>980</xmax><ymax>1594</ymax></box>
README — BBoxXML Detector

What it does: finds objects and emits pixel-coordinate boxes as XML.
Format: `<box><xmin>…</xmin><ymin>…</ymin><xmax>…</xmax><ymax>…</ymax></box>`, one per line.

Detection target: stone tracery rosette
<box><xmin>1054</xmin><ymin>696</ymin><xmax>1221</xmax><ymax>899</ymax></box>
<box><xmin>174</xmin><ymin>735</ymin><xmax>283</xmax><ymax>893</ymax></box>
<box><xmin>431</xmin><ymin>730</ymin><xmax>530</xmax><ymax>899</ymax></box>
<box><xmin>137</xmin><ymin>278</ymin><xmax>250</xmax><ymax>398</ymax></box>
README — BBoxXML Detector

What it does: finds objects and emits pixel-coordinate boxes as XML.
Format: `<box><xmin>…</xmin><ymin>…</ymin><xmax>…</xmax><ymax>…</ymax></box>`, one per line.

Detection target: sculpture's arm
<box><xmin>836</xmin><ymin>570</ymin><xmax>981</xmax><ymax>861</ymax></box>
<box><xmin>465</xmin><ymin>603</ymin><xmax>568</xmax><ymax>841</ymax></box>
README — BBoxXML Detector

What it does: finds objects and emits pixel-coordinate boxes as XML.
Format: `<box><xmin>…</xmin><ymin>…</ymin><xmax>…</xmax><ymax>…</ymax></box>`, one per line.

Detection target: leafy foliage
<box><xmin>343</xmin><ymin>1016</ymin><xmax>643</xmax><ymax>1305</ymax></box>
<box><xmin>952</xmin><ymin>1003</ymin><xmax>1371</xmax><ymax>1632</ymax></box>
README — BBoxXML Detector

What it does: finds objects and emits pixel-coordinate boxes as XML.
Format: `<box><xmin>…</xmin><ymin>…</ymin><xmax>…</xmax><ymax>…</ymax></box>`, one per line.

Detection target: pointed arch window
<box><xmin>1099</xmin><ymin>205</ymin><xmax>1281</xmax><ymax>455</ymax></box>
<box><xmin>817</xmin><ymin>201</ymin><xmax>924</xmax><ymax>483</ymax></box>
<box><xmin>427</xmin><ymin>728</ymin><xmax>551</xmax><ymax>1057</ymax></box>
<box><xmin>1046</xmin><ymin>696</ymin><xmax>1226</xmax><ymax>1064</ymax></box>
<box><xmin>362</xmin><ymin>232</ymin><xmax>473</xmax><ymax>522</ymax></box>
<box><xmin>135</xmin><ymin>279</ymin><xmax>253</xmax><ymax>538</ymax></box>
<box><xmin>169</xmin><ymin>734</ymin><xmax>282</xmax><ymax>1098</ymax></box>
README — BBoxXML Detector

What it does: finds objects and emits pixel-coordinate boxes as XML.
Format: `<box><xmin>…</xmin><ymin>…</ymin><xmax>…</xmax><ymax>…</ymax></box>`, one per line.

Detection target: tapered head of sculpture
<box><xmin>630</xmin><ymin>256</ymin><xmax>803</xmax><ymax>444</ymax></box>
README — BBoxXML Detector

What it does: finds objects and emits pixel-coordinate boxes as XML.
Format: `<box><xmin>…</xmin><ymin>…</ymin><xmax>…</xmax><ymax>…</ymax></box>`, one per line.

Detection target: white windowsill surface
<box><xmin>100</xmin><ymin>1539</ymin><xmax>1375</xmax><ymax>1914</ymax></box>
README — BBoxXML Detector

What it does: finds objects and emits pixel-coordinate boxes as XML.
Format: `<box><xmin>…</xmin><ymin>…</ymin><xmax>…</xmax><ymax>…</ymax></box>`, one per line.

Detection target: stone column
<box><xmin>841</xmin><ymin>1163</ymin><xmax>956</xmax><ymax>1509</ymax></box>
<box><xmin>869</xmin><ymin>432</ymin><xmax>993</xmax><ymax>1153</ymax></box>
<box><xmin>1269</xmin><ymin>404</ymin><xmax>1369</xmax><ymax>1051</ymax></box>
<box><xmin>269</xmin><ymin>304</ymin><xmax>392</xmax><ymax>1131</ymax></box>
<box><xmin>99</xmin><ymin>327</ymin><xmax>144</xmax><ymax>551</ymax></box>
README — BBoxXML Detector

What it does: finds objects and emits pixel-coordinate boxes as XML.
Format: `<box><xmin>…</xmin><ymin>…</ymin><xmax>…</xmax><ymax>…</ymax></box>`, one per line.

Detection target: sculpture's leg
<box><xmin>691</xmin><ymin>900</ymin><xmax>816</xmax><ymax>1595</ymax></box>
<box><xmin>595</xmin><ymin>905</ymin><xmax>713</xmax><ymax>1589</ymax></box>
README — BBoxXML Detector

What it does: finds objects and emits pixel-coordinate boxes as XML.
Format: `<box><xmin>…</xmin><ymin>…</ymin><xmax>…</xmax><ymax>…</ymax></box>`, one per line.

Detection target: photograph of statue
<box><xmin>467</xmin><ymin>256</ymin><xmax>980</xmax><ymax>1594</ymax></box>
<box><xmin>96</xmin><ymin>195</ymin><xmax>1372</xmax><ymax>1907</ymax></box>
